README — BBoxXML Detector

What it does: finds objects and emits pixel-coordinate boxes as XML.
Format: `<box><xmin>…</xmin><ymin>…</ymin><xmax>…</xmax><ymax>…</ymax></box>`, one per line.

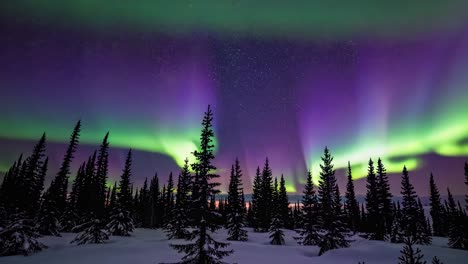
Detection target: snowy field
<box><xmin>1</xmin><ymin>228</ymin><xmax>467</xmax><ymax>264</ymax></box>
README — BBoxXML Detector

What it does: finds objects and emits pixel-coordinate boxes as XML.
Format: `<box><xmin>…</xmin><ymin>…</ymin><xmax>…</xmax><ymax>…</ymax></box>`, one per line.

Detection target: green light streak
<box><xmin>2</xmin><ymin>1</ymin><xmax>466</xmax><ymax>39</ymax></box>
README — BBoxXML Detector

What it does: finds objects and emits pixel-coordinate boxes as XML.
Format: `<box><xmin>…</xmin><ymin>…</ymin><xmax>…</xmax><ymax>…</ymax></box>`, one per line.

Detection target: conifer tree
<box><xmin>295</xmin><ymin>171</ymin><xmax>320</xmax><ymax>245</ymax></box>
<box><xmin>55</xmin><ymin>121</ymin><xmax>81</xmax><ymax>214</ymax></box>
<box><xmin>0</xmin><ymin>214</ymin><xmax>46</xmax><ymax>256</ymax></box>
<box><xmin>269</xmin><ymin>208</ymin><xmax>285</xmax><ymax>245</ymax></box>
<box><xmin>166</xmin><ymin>159</ymin><xmax>191</xmax><ymax>239</ymax></box>
<box><xmin>400</xmin><ymin>166</ymin><xmax>428</xmax><ymax>245</ymax></box>
<box><xmin>345</xmin><ymin>162</ymin><xmax>359</xmax><ymax>233</ymax></box>
<box><xmin>365</xmin><ymin>158</ymin><xmax>380</xmax><ymax>239</ymax></box>
<box><xmin>107</xmin><ymin>150</ymin><xmax>134</xmax><ymax>236</ymax></box>
<box><xmin>417</xmin><ymin>198</ymin><xmax>431</xmax><ymax>244</ymax></box>
<box><xmin>431</xmin><ymin>256</ymin><xmax>443</xmax><ymax>264</ymax></box>
<box><xmin>95</xmin><ymin>132</ymin><xmax>109</xmax><ymax>218</ymax></box>
<box><xmin>139</xmin><ymin>178</ymin><xmax>150</xmax><ymax>227</ymax></box>
<box><xmin>389</xmin><ymin>202</ymin><xmax>404</xmax><ymax>243</ymax></box>
<box><xmin>317</xmin><ymin>147</ymin><xmax>349</xmax><ymax>255</ymax></box>
<box><xmin>226</xmin><ymin>158</ymin><xmax>248</xmax><ymax>241</ymax></box>
<box><xmin>465</xmin><ymin>162</ymin><xmax>468</xmax><ymax>211</ymax></box>
<box><xmin>259</xmin><ymin>158</ymin><xmax>273</xmax><ymax>232</ymax></box>
<box><xmin>429</xmin><ymin>174</ymin><xmax>444</xmax><ymax>236</ymax></box>
<box><xmin>447</xmin><ymin>188</ymin><xmax>468</xmax><ymax>249</ymax></box>
<box><xmin>149</xmin><ymin>173</ymin><xmax>161</xmax><ymax>228</ymax></box>
<box><xmin>169</xmin><ymin>105</ymin><xmax>232</xmax><ymax>264</ymax></box>
<box><xmin>398</xmin><ymin>236</ymin><xmax>426</xmax><ymax>264</ymax></box>
<box><xmin>163</xmin><ymin>173</ymin><xmax>175</xmax><ymax>226</ymax></box>
<box><xmin>376</xmin><ymin>158</ymin><xmax>392</xmax><ymax>238</ymax></box>
<box><xmin>251</xmin><ymin>166</ymin><xmax>262</xmax><ymax>231</ymax></box>
<box><xmin>278</xmin><ymin>174</ymin><xmax>290</xmax><ymax>228</ymax></box>
<box><xmin>72</xmin><ymin>219</ymin><xmax>109</xmax><ymax>245</ymax></box>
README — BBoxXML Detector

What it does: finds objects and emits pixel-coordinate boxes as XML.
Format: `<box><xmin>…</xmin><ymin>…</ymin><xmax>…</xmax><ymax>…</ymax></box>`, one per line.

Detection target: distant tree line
<box><xmin>0</xmin><ymin>106</ymin><xmax>467</xmax><ymax>264</ymax></box>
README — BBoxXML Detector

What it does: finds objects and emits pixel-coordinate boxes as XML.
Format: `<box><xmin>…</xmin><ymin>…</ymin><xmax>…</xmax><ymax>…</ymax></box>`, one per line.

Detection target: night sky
<box><xmin>1</xmin><ymin>1</ymin><xmax>468</xmax><ymax>196</ymax></box>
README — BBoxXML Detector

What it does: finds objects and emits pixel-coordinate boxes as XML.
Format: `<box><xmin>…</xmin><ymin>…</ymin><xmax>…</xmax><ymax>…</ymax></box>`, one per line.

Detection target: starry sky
<box><xmin>1</xmin><ymin>1</ymin><xmax>468</xmax><ymax>195</ymax></box>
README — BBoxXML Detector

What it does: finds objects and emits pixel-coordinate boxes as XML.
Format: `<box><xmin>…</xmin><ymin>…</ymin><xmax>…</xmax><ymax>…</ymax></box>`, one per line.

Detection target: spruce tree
<box><xmin>429</xmin><ymin>174</ymin><xmax>444</xmax><ymax>236</ymax></box>
<box><xmin>295</xmin><ymin>171</ymin><xmax>320</xmax><ymax>245</ymax></box>
<box><xmin>365</xmin><ymin>158</ymin><xmax>380</xmax><ymax>239</ymax></box>
<box><xmin>259</xmin><ymin>158</ymin><xmax>273</xmax><ymax>232</ymax></box>
<box><xmin>398</xmin><ymin>236</ymin><xmax>426</xmax><ymax>264</ymax></box>
<box><xmin>166</xmin><ymin>159</ymin><xmax>191</xmax><ymax>239</ymax></box>
<box><xmin>278</xmin><ymin>175</ymin><xmax>290</xmax><ymax>228</ymax></box>
<box><xmin>95</xmin><ymin>132</ymin><xmax>110</xmax><ymax>218</ymax></box>
<box><xmin>317</xmin><ymin>147</ymin><xmax>349</xmax><ymax>255</ymax></box>
<box><xmin>71</xmin><ymin>219</ymin><xmax>109</xmax><ymax>245</ymax></box>
<box><xmin>269</xmin><ymin>208</ymin><xmax>285</xmax><ymax>245</ymax></box>
<box><xmin>431</xmin><ymin>256</ymin><xmax>443</xmax><ymax>264</ymax></box>
<box><xmin>400</xmin><ymin>166</ymin><xmax>428</xmax><ymax>245</ymax></box>
<box><xmin>0</xmin><ymin>214</ymin><xmax>46</xmax><ymax>256</ymax></box>
<box><xmin>251</xmin><ymin>166</ymin><xmax>262</xmax><ymax>231</ymax></box>
<box><xmin>107</xmin><ymin>150</ymin><xmax>134</xmax><ymax>236</ymax></box>
<box><xmin>169</xmin><ymin>105</ymin><xmax>232</xmax><ymax>263</ymax></box>
<box><xmin>55</xmin><ymin>121</ymin><xmax>81</xmax><ymax>214</ymax></box>
<box><xmin>163</xmin><ymin>173</ymin><xmax>175</xmax><ymax>227</ymax></box>
<box><xmin>376</xmin><ymin>158</ymin><xmax>392</xmax><ymax>238</ymax></box>
<box><xmin>345</xmin><ymin>162</ymin><xmax>359</xmax><ymax>233</ymax></box>
<box><xmin>447</xmin><ymin>188</ymin><xmax>468</xmax><ymax>249</ymax></box>
<box><xmin>226</xmin><ymin>159</ymin><xmax>248</xmax><ymax>241</ymax></box>
<box><xmin>149</xmin><ymin>173</ymin><xmax>161</xmax><ymax>228</ymax></box>
<box><xmin>464</xmin><ymin>162</ymin><xmax>468</xmax><ymax>211</ymax></box>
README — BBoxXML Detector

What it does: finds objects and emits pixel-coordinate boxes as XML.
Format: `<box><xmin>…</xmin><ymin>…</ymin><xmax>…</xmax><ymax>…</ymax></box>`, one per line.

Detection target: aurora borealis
<box><xmin>1</xmin><ymin>1</ymin><xmax>468</xmax><ymax>195</ymax></box>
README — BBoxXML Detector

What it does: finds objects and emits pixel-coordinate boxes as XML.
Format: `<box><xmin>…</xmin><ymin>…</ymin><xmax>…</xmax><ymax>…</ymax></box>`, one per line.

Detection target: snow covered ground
<box><xmin>1</xmin><ymin>228</ymin><xmax>467</xmax><ymax>264</ymax></box>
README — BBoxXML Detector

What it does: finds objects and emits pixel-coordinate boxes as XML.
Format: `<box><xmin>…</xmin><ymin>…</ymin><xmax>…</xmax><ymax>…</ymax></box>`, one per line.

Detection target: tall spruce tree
<box><xmin>345</xmin><ymin>162</ymin><xmax>359</xmax><ymax>233</ymax></box>
<box><xmin>226</xmin><ymin>159</ymin><xmax>248</xmax><ymax>241</ymax></box>
<box><xmin>429</xmin><ymin>174</ymin><xmax>444</xmax><ymax>237</ymax></box>
<box><xmin>169</xmin><ymin>105</ymin><xmax>232</xmax><ymax>263</ymax></box>
<box><xmin>295</xmin><ymin>171</ymin><xmax>320</xmax><ymax>245</ymax></box>
<box><xmin>446</xmin><ymin>188</ymin><xmax>468</xmax><ymax>249</ymax></box>
<box><xmin>400</xmin><ymin>166</ymin><xmax>428</xmax><ymax>245</ymax></box>
<box><xmin>251</xmin><ymin>166</ymin><xmax>262</xmax><ymax>231</ymax></box>
<box><xmin>95</xmin><ymin>132</ymin><xmax>109</xmax><ymax>218</ymax></box>
<box><xmin>278</xmin><ymin>174</ymin><xmax>290</xmax><ymax>228</ymax></box>
<box><xmin>259</xmin><ymin>158</ymin><xmax>273</xmax><ymax>232</ymax></box>
<box><xmin>166</xmin><ymin>159</ymin><xmax>191</xmax><ymax>239</ymax></box>
<box><xmin>376</xmin><ymin>158</ymin><xmax>392</xmax><ymax>239</ymax></box>
<box><xmin>365</xmin><ymin>158</ymin><xmax>380</xmax><ymax>239</ymax></box>
<box><xmin>149</xmin><ymin>173</ymin><xmax>161</xmax><ymax>228</ymax></box>
<box><xmin>107</xmin><ymin>150</ymin><xmax>134</xmax><ymax>236</ymax></box>
<box><xmin>317</xmin><ymin>147</ymin><xmax>349</xmax><ymax>255</ymax></box>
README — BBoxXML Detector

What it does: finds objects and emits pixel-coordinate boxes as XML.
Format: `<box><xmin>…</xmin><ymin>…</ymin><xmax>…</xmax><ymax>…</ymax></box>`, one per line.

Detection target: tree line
<box><xmin>0</xmin><ymin>106</ymin><xmax>467</xmax><ymax>264</ymax></box>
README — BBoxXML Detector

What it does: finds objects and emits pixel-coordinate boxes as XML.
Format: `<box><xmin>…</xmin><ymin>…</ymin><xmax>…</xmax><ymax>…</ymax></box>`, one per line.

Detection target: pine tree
<box><xmin>55</xmin><ymin>121</ymin><xmax>81</xmax><ymax>214</ymax></box>
<box><xmin>149</xmin><ymin>173</ymin><xmax>161</xmax><ymax>228</ymax></box>
<box><xmin>389</xmin><ymin>202</ymin><xmax>405</xmax><ymax>243</ymax></box>
<box><xmin>259</xmin><ymin>158</ymin><xmax>273</xmax><ymax>232</ymax></box>
<box><xmin>169</xmin><ymin>105</ymin><xmax>232</xmax><ymax>264</ymax></box>
<box><xmin>163</xmin><ymin>173</ymin><xmax>175</xmax><ymax>227</ymax></box>
<box><xmin>251</xmin><ymin>166</ymin><xmax>262</xmax><ymax>231</ymax></box>
<box><xmin>431</xmin><ymin>256</ymin><xmax>444</xmax><ymax>264</ymax></box>
<box><xmin>71</xmin><ymin>219</ymin><xmax>109</xmax><ymax>245</ymax></box>
<box><xmin>295</xmin><ymin>171</ymin><xmax>320</xmax><ymax>245</ymax></box>
<box><xmin>139</xmin><ymin>178</ymin><xmax>150</xmax><ymax>227</ymax></box>
<box><xmin>345</xmin><ymin>162</ymin><xmax>359</xmax><ymax>233</ymax></box>
<box><xmin>317</xmin><ymin>147</ymin><xmax>349</xmax><ymax>255</ymax></box>
<box><xmin>107</xmin><ymin>150</ymin><xmax>134</xmax><ymax>236</ymax></box>
<box><xmin>365</xmin><ymin>158</ymin><xmax>380</xmax><ymax>239</ymax></box>
<box><xmin>447</xmin><ymin>188</ymin><xmax>468</xmax><ymax>249</ymax></box>
<box><xmin>269</xmin><ymin>209</ymin><xmax>285</xmax><ymax>245</ymax></box>
<box><xmin>226</xmin><ymin>158</ymin><xmax>248</xmax><ymax>241</ymax></box>
<box><xmin>376</xmin><ymin>158</ymin><xmax>392</xmax><ymax>238</ymax></box>
<box><xmin>465</xmin><ymin>162</ymin><xmax>468</xmax><ymax>211</ymax></box>
<box><xmin>400</xmin><ymin>166</ymin><xmax>428</xmax><ymax>245</ymax></box>
<box><xmin>398</xmin><ymin>236</ymin><xmax>426</xmax><ymax>264</ymax></box>
<box><xmin>429</xmin><ymin>174</ymin><xmax>444</xmax><ymax>236</ymax></box>
<box><xmin>278</xmin><ymin>174</ymin><xmax>290</xmax><ymax>228</ymax></box>
<box><xmin>166</xmin><ymin>159</ymin><xmax>191</xmax><ymax>239</ymax></box>
<box><xmin>417</xmin><ymin>199</ymin><xmax>431</xmax><ymax>244</ymax></box>
<box><xmin>94</xmin><ymin>132</ymin><xmax>110</xmax><ymax>218</ymax></box>
<box><xmin>0</xmin><ymin>214</ymin><xmax>46</xmax><ymax>256</ymax></box>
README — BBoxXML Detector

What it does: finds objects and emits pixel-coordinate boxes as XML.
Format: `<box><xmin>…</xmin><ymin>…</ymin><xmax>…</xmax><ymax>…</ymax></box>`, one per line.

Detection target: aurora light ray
<box><xmin>1</xmin><ymin>2</ymin><xmax>468</xmax><ymax>195</ymax></box>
